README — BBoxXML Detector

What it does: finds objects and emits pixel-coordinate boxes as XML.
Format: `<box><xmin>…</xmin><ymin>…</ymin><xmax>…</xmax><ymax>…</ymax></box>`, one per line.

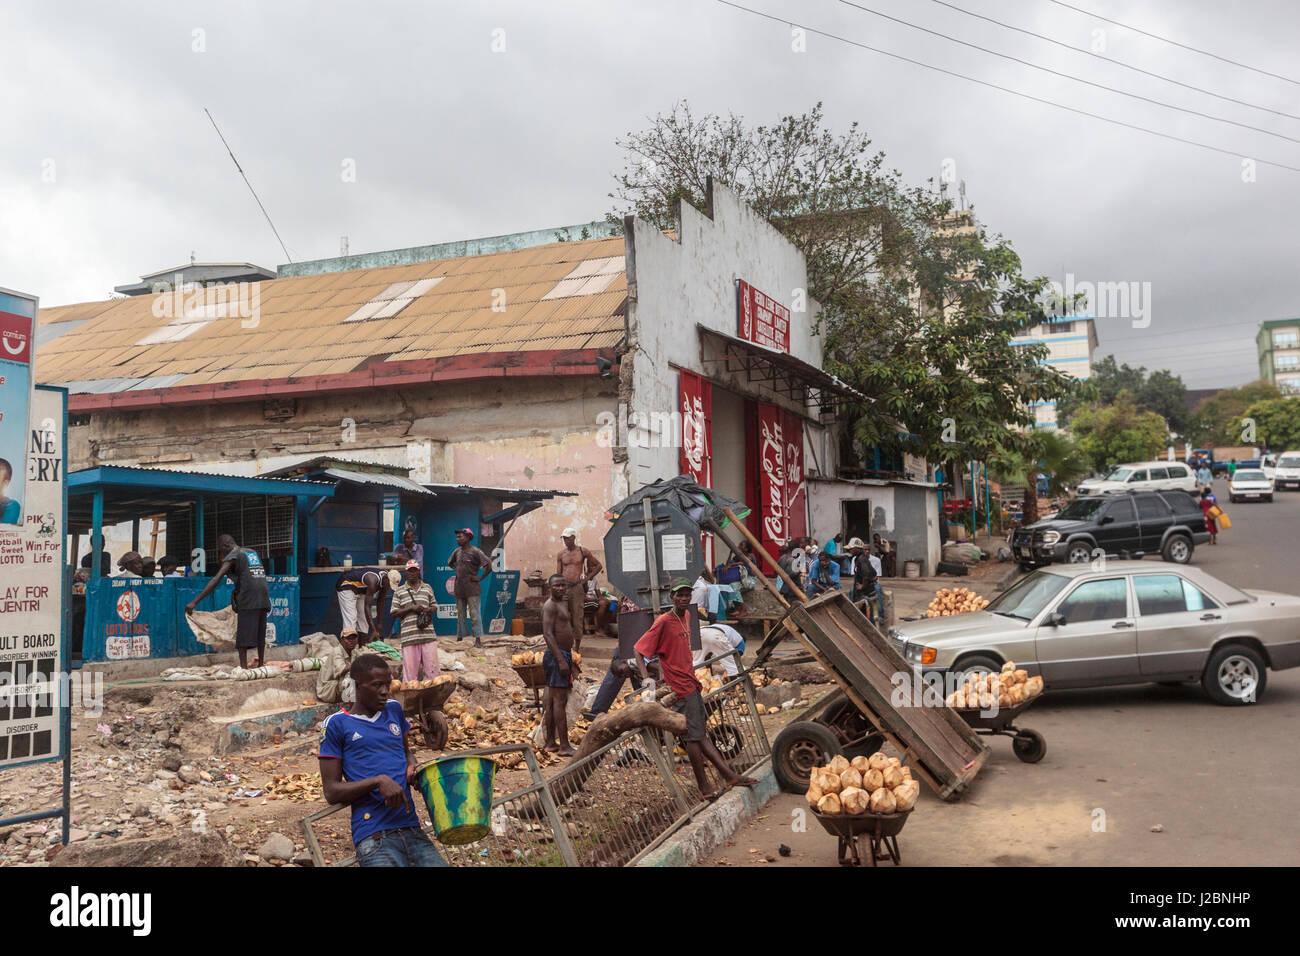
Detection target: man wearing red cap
<box><xmin>448</xmin><ymin>528</ymin><xmax>491</xmax><ymax>648</ymax></box>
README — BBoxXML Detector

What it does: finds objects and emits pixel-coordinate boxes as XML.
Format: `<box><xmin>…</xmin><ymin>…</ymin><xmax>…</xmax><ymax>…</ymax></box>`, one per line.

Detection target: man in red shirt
<box><xmin>635</xmin><ymin>579</ymin><xmax>757</xmax><ymax>802</ymax></box>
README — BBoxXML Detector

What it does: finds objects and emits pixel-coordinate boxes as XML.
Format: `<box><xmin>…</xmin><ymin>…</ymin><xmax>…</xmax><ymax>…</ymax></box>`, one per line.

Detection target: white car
<box><xmin>1076</xmin><ymin>461</ymin><xmax>1197</xmax><ymax>496</ymax></box>
<box><xmin>1228</xmin><ymin>468</ymin><xmax>1274</xmax><ymax>503</ymax></box>
<box><xmin>1262</xmin><ymin>454</ymin><xmax>1278</xmax><ymax>481</ymax></box>
<box><xmin>1273</xmin><ymin>451</ymin><xmax>1300</xmax><ymax>491</ymax></box>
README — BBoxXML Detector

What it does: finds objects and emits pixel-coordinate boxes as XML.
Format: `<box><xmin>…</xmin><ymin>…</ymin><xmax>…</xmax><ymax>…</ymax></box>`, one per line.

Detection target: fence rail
<box><xmin>303</xmin><ymin>655</ymin><xmax>771</xmax><ymax>867</ymax></box>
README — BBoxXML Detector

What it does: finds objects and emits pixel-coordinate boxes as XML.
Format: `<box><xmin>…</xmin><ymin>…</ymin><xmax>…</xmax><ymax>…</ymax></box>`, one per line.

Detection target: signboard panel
<box><xmin>736</xmin><ymin>279</ymin><xmax>791</xmax><ymax>353</ymax></box>
<box><xmin>0</xmin><ymin>289</ymin><xmax>37</xmax><ymax>527</ymax></box>
<box><xmin>756</xmin><ymin>403</ymin><xmax>806</xmax><ymax>559</ymax></box>
<box><xmin>0</xmin><ymin>383</ymin><xmax>66</xmax><ymax>769</ymax></box>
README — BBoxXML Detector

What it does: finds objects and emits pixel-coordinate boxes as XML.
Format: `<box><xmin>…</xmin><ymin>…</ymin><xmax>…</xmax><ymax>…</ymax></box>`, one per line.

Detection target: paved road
<box><xmin>705</xmin><ymin>478</ymin><xmax>1300</xmax><ymax>867</ymax></box>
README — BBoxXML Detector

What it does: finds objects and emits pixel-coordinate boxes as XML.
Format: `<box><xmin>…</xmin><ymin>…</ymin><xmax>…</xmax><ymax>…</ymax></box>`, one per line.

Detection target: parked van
<box><xmin>1273</xmin><ymin>450</ymin><xmax>1300</xmax><ymax>490</ymax></box>
<box><xmin>1076</xmin><ymin>461</ymin><xmax>1197</xmax><ymax>496</ymax></box>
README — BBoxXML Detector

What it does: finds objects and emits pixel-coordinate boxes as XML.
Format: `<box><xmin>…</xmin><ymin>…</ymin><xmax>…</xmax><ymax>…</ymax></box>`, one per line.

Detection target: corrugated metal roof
<box><xmin>322</xmin><ymin>467</ymin><xmax>437</xmax><ymax>496</ymax></box>
<box><xmin>37</xmin><ymin>236</ymin><xmax>627</xmax><ymax>396</ymax></box>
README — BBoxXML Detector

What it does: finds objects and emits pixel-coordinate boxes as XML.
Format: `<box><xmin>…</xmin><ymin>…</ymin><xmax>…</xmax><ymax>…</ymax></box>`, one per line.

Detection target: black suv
<box><xmin>1011</xmin><ymin>490</ymin><xmax>1210</xmax><ymax>569</ymax></box>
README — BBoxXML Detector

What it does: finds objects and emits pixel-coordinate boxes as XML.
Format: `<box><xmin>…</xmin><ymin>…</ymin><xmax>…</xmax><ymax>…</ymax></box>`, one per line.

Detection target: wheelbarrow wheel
<box><xmin>772</xmin><ymin>721</ymin><xmax>842</xmax><ymax>792</ymax></box>
<box><xmin>708</xmin><ymin>722</ymin><xmax>745</xmax><ymax>761</ymax></box>
<box><xmin>1012</xmin><ymin>728</ymin><xmax>1046</xmax><ymax>763</ymax></box>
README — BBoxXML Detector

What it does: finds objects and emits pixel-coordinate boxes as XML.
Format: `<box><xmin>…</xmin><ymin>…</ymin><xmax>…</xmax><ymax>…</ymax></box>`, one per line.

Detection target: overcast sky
<box><xmin>4</xmin><ymin>0</ymin><xmax>1297</xmax><ymax>389</ymax></box>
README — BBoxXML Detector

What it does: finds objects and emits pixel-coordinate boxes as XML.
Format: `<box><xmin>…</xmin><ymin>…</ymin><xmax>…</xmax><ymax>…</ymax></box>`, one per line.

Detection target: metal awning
<box><xmin>422</xmin><ymin>483</ymin><xmax>576</xmax><ymax>501</ymax></box>
<box><xmin>320</xmin><ymin>467</ymin><xmax>436</xmax><ymax>497</ymax></box>
<box><xmin>67</xmin><ymin>465</ymin><xmax>335</xmax><ymax>533</ymax></box>
<box><xmin>697</xmin><ymin>325</ymin><xmax>868</xmax><ymax>411</ymax></box>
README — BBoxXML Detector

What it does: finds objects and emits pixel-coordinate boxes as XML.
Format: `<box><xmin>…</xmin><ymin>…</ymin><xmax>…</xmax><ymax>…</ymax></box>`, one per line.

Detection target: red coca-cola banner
<box><xmin>757</xmin><ymin>403</ymin><xmax>805</xmax><ymax>558</ymax></box>
<box><xmin>737</xmin><ymin>279</ymin><xmax>791</xmax><ymax>353</ymax></box>
<box><xmin>680</xmin><ymin>371</ymin><xmax>714</xmax><ymax>567</ymax></box>
<box><xmin>679</xmin><ymin>370</ymin><xmax>712</xmax><ymax>487</ymax></box>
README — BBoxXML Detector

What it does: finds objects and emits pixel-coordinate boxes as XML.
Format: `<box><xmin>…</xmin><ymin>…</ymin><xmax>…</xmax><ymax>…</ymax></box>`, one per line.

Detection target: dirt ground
<box><xmin>0</xmin><ymin>634</ymin><xmax>810</xmax><ymax>867</ymax></box>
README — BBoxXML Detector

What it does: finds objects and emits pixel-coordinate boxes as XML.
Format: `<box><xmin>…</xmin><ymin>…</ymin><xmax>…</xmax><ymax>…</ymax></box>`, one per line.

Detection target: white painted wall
<box><xmin>623</xmin><ymin>181</ymin><xmax>824</xmax><ymax>490</ymax></box>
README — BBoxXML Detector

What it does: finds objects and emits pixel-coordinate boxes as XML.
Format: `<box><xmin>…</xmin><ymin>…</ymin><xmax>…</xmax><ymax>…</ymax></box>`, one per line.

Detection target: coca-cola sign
<box><xmin>678</xmin><ymin>370</ymin><xmax>711</xmax><ymax>486</ymax></box>
<box><xmin>737</xmin><ymin>280</ymin><xmax>791</xmax><ymax>353</ymax></box>
<box><xmin>758</xmin><ymin>404</ymin><xmax>787</xmax><ymax>544</ymax></box>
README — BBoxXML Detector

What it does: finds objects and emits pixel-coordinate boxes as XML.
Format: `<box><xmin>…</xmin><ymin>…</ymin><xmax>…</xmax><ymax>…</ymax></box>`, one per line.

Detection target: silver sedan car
<box><xmin>889</xmin><ymin>563</ymin><xmax>1300</xmax><ymax>705</ymax></box>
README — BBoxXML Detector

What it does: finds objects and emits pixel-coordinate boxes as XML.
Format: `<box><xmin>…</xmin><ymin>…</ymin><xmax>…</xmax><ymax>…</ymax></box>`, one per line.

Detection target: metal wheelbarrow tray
<box><xmin>391</xmin><ymin>679</ymin><xmax>457</xmax><ymax>751</ymax></box>
<box><xmin>810</xmin><ymin>807</ymin><xmax>914</xmax><ymax>866</ymax></box>
<box><xmin>953</xmin><ymin>695</ymin><xmax>1046</xmax><ymax>763</ymax></box>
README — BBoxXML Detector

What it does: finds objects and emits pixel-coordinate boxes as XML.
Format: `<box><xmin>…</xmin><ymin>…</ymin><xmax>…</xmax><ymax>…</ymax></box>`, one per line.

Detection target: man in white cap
<box><xmin>334</xmin><ymin>565</ymin><xmax>402</xmax><ymax>642</ymax></box>
<box><xmin>556</xmin><ymin>527</ymin><xmax>601</xmax><ymax>652</ymax></box>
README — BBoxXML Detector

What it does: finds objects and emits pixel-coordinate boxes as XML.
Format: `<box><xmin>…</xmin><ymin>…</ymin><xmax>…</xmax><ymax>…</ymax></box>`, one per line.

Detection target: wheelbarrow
<box><xmin>954</xmin><ymin>695</ymin><xmax>1046</xmax><ymax>763</ymax></box>
<box><xmin>811</xmin><ymin>807</ymin><xmax>913</xmax><ymax>866</ymax></box>
<box><xmin>390</xmin><ymin>678</ymin><xmax>457</xmax><ymax>751</ymax></box>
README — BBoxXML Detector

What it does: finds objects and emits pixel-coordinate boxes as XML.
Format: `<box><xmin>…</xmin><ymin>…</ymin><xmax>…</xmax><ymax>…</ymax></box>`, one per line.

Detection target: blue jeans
<box><xmin>356</xmin><ymin>827</ymin><xmax>448</xmax><ymax>867</ymax></box>
<box><xmin>874</xmin><ymin>581</ymin><xmax>887</xmax><ymax>619</ymax></box>
<box><xmin>456</xmin><ymin>596</ymin><xmax>483</xmax><ymax>640</ymax></box>
<box><xmin>590</xmin><ymin>666</ymin><xmax>642</xmax><ymax>715</ymax></box>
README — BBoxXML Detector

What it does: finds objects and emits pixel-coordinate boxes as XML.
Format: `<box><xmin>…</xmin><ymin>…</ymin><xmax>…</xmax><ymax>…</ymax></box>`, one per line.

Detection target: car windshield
<box><xmin>1233</xmin><ymin>470</ymin><xmax>1266</xmax><ymax>481</ymax></box>
<box><xmin>984</xmin><ymin>571</ymin><xmax>1071</xmax><ymax>621</ymax></box>
<box><xmin>1280</xmin><ymin>455</ymin><xmax>1300</xmax><ymax>468</ymax></box>
<box><xmin>1056</xmin><ymin>497</ymin><xmax>1105</xmax><ymax>520</ymax></box>
<box><xmin>1102</xmin><ymin>467</ymin><xmax>1133</xmax><ymax>481</ymax></box>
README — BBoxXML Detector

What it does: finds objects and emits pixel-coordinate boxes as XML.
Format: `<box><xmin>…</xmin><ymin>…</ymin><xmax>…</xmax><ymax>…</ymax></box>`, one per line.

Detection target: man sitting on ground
<box><xmin>806</xmin><ymin>549</ymin><xmax>841</xmax><ymax>597</ymax></box>
<box><xmin>319</xmin><ymin>654</ymin><xmax>446</xmax><ymax>867</ymax></box>
<box><xmin>317</xmin><ymin>630</ymin><xmax>362</xmax><ymax>705</ymax></box>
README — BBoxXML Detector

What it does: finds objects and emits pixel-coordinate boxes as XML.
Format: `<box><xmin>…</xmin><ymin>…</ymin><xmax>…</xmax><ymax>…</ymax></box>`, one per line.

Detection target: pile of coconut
<box><xmin>807</xmin><ymin>752</ymin><xmax>920</xmax><ymax>816</ymax></box>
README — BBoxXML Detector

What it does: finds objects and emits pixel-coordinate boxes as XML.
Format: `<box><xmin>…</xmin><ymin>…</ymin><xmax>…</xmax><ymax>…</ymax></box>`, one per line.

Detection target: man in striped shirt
<box><xmin>391</xmin><ymin>560</ymin><xmax>439</xmax><ymax>683</ymax></box>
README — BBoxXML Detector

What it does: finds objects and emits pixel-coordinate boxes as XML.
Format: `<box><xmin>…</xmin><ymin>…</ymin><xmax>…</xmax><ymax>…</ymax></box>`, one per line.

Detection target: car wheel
<box><xmin>1065</xmin><ymin>542</ymin><xmax>1092</xmax><ymax>564</ymax></box>
<box><xmin>1202</xmin><ymin>644</ymin><xmax>1267</xmax><ymax>706</ymax></box>
<box><xmin>1017</xmin><ymin>561</ymin><xmax>1036</xmax><ymax>572</ymax></box>
<box><xmin>1161</xmin><ymin>534</ymin><xmax>1192</xmax><ymax>564</ymax></box>
<box><xmin>952</xmin><ymin>654</ymin><xmax>1002</xmax><ymax>685</ymax></box>
<box><xmin>1229</xmin><ymin>495</ymin><xmax>1238</xmax><ymax>503</ymax></box>
<box><xmin>1266</xmin><ymin>495</ymin><xmax>1274</xmax><ymax>503</ymax></box>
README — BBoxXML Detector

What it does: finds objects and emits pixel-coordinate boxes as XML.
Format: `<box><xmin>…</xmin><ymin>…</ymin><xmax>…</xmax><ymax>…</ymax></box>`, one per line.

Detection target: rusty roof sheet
<box><xmin>37</xmin><ymin>236</ymin><xmax>627</xmax><ymax>394</ymax></box>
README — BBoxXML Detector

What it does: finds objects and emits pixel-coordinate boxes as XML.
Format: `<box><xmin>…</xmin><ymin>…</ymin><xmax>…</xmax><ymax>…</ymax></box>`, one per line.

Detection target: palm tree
<box><xmin>990</xmin><ymin>432</ymin><xmax>1090</xmax><ymax>526</ymax></box>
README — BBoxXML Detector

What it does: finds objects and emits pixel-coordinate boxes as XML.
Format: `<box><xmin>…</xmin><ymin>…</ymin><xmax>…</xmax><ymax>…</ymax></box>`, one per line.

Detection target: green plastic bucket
<box><xmin>415</xmin><ymin>755</ymin><xmax>498</xmax><ymax>845</ymax></box>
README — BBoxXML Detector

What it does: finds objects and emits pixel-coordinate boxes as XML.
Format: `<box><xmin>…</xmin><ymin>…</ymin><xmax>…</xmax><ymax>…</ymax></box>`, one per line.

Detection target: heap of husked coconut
<box><xmin>945</xmin><ymin>661</ymin><xmax>1043</xmax><ymax>709</ymax></box>
<box><xmin>926</xmin><ymin>587</ymin><xmax>988</xmax><ymax>617</ymax></box>
<box><xmin>807</xmin><ymin>752</ymin><xmax>920</xmax><ymax>816</ymax></box>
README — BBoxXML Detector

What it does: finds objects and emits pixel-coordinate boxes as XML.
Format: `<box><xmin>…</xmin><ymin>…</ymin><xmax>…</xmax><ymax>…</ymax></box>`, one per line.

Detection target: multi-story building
<box><xmin>1012</xmin><ymin>314</ymin><xmax>1099</xmax><ymax>429</ymax></box>
<box><xmin>1256</xmin><ymin>318</ymin><xmax>1300</xmax><ymax>393</ymax></box>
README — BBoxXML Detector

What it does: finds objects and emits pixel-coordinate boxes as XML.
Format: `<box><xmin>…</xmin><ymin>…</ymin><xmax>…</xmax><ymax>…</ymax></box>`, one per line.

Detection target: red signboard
<box><xmin>0</xmin><ymin>310</ymin><xmax>33</xmax><ymax>365</ymax></box>
<box><xmin>756</xmin><ymin>403</ymin><xmax>805</xmax><ymax>558</ymax></box>
<box><xmin>680</xmin><ymin>370</ymin><xmax>714</xmax><ymax>567</ymax></box>
<box><xmin>737</xmin><ymin>280</ymin><xmax>791</xmax><ymax>353</ymax></box>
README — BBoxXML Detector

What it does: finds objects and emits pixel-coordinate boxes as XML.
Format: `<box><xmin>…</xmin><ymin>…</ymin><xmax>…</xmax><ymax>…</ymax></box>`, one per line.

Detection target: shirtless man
<box><xmin>541</xmin><ymin>574</ymin><xmax>582</xmax><ymax>756</ymax></box>
<box><xmin>555</xmin><ymin>527</ymin><xmax>602</xmax><ymax>652</ymax></box>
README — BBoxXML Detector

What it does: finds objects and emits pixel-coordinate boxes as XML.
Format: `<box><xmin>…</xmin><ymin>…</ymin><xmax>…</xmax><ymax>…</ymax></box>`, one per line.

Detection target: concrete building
<box><xmin>35</xmin><ymin>181</ymin><xmax>941</xmax><ymax>581</ymax></box>
<box><xmin>1012</xmin><ymin>314</ymin><xmax>1099</xmax><ymax>429</ymax></box>
<box><xmin>1256</xmin><ymin>318</ymin><xmax>1300</xmax><ymax>393</ymax></box>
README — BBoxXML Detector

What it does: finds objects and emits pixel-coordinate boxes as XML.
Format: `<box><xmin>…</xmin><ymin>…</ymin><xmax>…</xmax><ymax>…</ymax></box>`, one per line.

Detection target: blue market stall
<box><xmin>263</xmin><ymin>458</ymin><xmax>571</xmax><ymax>640</ymax></box>
<box><xmin>68</xmin><ymin>466</ymin><xmax>335</xmax><ymax>662</ymax></box>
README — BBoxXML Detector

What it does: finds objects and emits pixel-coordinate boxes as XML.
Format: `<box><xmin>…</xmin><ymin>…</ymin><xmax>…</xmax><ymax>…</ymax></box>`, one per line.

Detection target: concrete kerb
<box><xmin>634</xmin><ymin>757</ymin><xmax>779</xmax><ymax>867</ymax></box>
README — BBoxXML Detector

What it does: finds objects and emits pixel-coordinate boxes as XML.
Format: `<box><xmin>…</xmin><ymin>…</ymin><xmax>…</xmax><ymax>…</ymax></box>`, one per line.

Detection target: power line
<box><xmin>712</xmin><ymin>1</ymin><xmax>1300</xmax><ymax>173</ymax></box>
<box><xmin>837</xmin><ymin>0</ymin><xmax>1300</xmax><ymax>146</ymax></box>
<box><xmin>204</xmin><ymin>108</ymin><xmax>293</xmax><ymax>263</ymax></box>
<box><xmin>1044</xmin><ymin>0</ymin><xmax>1300</xmax><ymax>87</ymax></box>
<box><xmin>932</xmin><ymin>0</ymin><xmax>1300</xmax><ymax>122</ymax></box>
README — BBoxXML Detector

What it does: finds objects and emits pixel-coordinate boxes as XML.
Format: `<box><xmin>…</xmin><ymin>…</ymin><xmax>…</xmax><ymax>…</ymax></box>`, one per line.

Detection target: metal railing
<box><xmin>303</xmin><ymin>656</ymin><xmax>771</xmax><ymax>867</ymax></box>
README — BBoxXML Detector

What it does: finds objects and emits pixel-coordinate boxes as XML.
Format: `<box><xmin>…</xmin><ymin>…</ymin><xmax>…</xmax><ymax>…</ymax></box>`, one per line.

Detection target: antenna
<box><xmin>340</xmin><ymin>236</ymin><xmax>349</xmax><ymax>257</ymax></box>
<box><xmin>958</xmin><ymin>180</ymin><xmax>967</xmax><ymax>211</ymax></box>
<box><xmin>204</xmin><ymin>108</ymin><xmax>293</xmax><ymax>263</ymax></box>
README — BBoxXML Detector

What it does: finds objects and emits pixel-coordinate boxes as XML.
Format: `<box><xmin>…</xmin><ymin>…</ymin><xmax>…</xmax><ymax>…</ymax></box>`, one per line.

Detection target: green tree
<box><xmin>609</xmin><ymin>101</ymin><xmax>1083</xmax><ymax>465</ymax></box>
<box><xmin>990</xmin><ymin>430</ymin><xmax>1091</xmax><ymax>525</ymax></box>
<box><xmin>1235</xmin><ymin>397</ymin><xmax>1300</xmax><ymax>452</ymax></box>
<box><xmin>1188</xmin><ymin>381</ymin><xmax>1282</xmax><ymax>446</ymax></box>
<box><xmin>1057</xmin><ymin>356</ymin><xmax>1188</xmax><ymax>433</ymax></box>
<box><xmin>1069</xmin><ymin>393</ymin><xmax>1169</xmax><ymax>471</ymax></box>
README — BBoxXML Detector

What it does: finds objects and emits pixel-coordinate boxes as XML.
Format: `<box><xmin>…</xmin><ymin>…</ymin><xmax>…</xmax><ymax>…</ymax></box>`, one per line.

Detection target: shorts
<box><xmin>236</xmin><ymin>608</ymin><xmax>269</xmax><ymax>649</ymax></box>
<box><xmin>542</xmin><ymin>647</ymin><xmax>572</xmax><ymax>689</ymax></box>
<box><xmin>673</xmin><ymin>689</ymin><xmax>707</xmax><ymax>743</ymax></box>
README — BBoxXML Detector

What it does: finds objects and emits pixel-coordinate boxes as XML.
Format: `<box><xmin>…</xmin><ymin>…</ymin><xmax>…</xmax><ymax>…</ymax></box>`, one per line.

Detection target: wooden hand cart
<box><xmin>390</xmin><ymin>679</ymin><xmax>456</xmax><ymax>751</ymax></box>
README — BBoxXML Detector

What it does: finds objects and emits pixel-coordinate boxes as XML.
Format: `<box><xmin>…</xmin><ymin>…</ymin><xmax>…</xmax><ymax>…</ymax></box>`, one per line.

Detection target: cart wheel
<box><xmin>708</xmin><ymin>722</ymin><xmax>745</xmax><ymax>761</ymax></box>
<box><xmin>421</xmin><ymin>711</ymin><xmax>448</xmax><ymax>751</ymax></box>
<box><xmin>772</xmin><ymin>721</ymin><xmax>842</xmax><ymax>792</ymax></box>
<box><xmin>1012</xmin><ymin>729</ymin><xmax>1046</xmax><ymax>763</ymax></box>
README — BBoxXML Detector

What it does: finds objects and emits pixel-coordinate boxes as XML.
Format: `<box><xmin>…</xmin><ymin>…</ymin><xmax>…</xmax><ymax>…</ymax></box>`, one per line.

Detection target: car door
<box><xmin>1124</xmin><ymin>468</ymin><xmax>1149</xmax><ymax>492</ymax></box>
<box><xmin>1034</xmin><ymin>576</ymin><xmax>1139</xmax><ymax>687</ymax></box>
<box><xmin>1147</xmin><ymin>466</ymin><xmax>1169</xmax><ymax>490</ymax></box>
<box><xmin>1094</xmin><ymin>497</ymin><xmax>1141</xmax><ymax>554</ymax></box>
<box><xmin>1132</xmin><ymin>572</ymin><xmax>1226</xmax><ymax>679</ymax></box>
<box><xmin>1134</xmin><ymin>494</ymin><xmax>1174</xmax><ymax>553</ymax></box>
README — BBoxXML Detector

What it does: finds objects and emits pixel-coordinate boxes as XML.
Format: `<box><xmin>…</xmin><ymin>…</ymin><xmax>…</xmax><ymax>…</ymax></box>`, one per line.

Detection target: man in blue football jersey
<box><xmin>318</xmin><ymin>654</ymin><xmax>446</xmax><ymax>867</ymax></box>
